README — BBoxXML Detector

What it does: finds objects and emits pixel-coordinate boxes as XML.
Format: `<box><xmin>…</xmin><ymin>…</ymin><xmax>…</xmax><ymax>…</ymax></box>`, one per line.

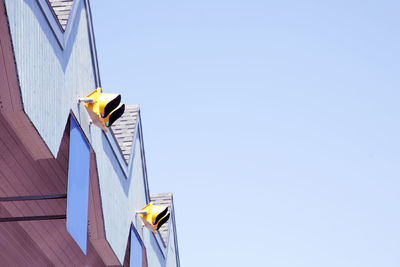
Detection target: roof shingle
<box><xmin>111</xmin><ymin>105</ymin><xmax>140</xmax><ymax>164</ymax></box>
<box><xmin>150</xmin><ymin>193</ymin><xmax>173</xmax><ymax>246</ymax></box>
<box><xmin>48</xmin><ymin>0</ymin><xmax>74</xmax><ymax>30</ymax></box>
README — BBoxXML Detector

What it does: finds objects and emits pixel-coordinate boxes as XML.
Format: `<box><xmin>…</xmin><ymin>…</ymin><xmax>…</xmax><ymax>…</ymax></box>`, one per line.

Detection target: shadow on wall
<box><xmin>150</xmin><ymin>233</ymin><xmax>164</xmax><ymax>266</ymax></box>
<box><xmin>101</xmin><ymin>132</ymin><xmax>131</xmax><ymax>197</ymax></box>
<box><xmin>23</xmin><ymin>0</ymin><xmax>82</xmax><ymax>72</ymax></box>
<box><xmin>36</xmin><ymin>114</ymin><xmax>71</xmax><ymax>193</ymax></box>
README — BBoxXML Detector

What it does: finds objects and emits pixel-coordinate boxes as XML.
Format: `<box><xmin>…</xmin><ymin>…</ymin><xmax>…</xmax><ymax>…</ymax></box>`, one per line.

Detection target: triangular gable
<box><xmin>48</xmin><ymin>0</ymin><xmax>74</xmax><ymax>30</ymax></box>
<box><xmin>151</xmin><ymin>192</ymin><xmax>180</xmax><ymax>266</ymax></box>
<box><xmin>150</xmin><ymin>193</ymin><xmax>173</xmax><ymax>246</ymax></box>
<box><xmin>111</xmin><ymin>105</ymin><xmax>140</xmax><ymax>164</ymax></box>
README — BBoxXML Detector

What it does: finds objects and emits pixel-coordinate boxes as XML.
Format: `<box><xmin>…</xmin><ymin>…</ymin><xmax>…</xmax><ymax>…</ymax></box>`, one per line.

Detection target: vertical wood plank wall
<box><xmin>3</xmin><ymin>0</ymin><xmax>165</xmax><ymax>265</ymax></box>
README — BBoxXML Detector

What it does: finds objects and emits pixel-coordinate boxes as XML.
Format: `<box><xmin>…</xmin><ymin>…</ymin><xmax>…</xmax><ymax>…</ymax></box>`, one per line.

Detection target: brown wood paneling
<box><xmin>1</xmin><ymin>113</ymin><xmax>66</xmax><ymax>192</ymax></box>
<box><xmin>2</xmin><ymin>111</ymin><xmax>53</xmax><ymax>160</ymax></box>
<box><xmin>0</xmin><ymin>122</ymin><xmax>108</xmax><ymax>265</ymax></box>
<box><xmin>0</xmin><ymin>182</ymin><xmax>65</xmax><ymax>265</ymax></box>
<box><xmin>142</xmin><ymin>245</ymin><xmax>148</xmax><ymax>267</ymax></box>
<box><xmin>0</xmin><ymin>0</ymin><xmax>22</xmax><ymax>112</ymax></box>
<box><xmin>0</xmin><ymin>114</ymin><xmax>75</xmax><ymax>265</ymax></box>
<box><xmin>123</xmin><ymin>233</ymin><xmax>131</xmax><ymax>267</ymax></box>
<box><xmin>0</xmin><ymin>40</ymin><xmax>13</xmax><ymax>112</ymax></box>
<box><xmin>0</xmin><ymin>109</ymin><xmax>111</xmax><ymax>265</ymax></box>
<box><xmin>0</xmin><ymin>1</ymin><xmax>118</xmax><ymax>264</ymax></box>
<box><xmin>0</xmin><ymin>205</ymin><xmax>54</xmax><ymax>266</ymax></box>
<box><xmin>0</xmin><ymin>112</ymin><xmax>103</xmax><ymax>265</ymax></box>
<box><xmin>0</xmin><ymin>116</ymin><xmax>63</xmax><ymax>195</ymax></box>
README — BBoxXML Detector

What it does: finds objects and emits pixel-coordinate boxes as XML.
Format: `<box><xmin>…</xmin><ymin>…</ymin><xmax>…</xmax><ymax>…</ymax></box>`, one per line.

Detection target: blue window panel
<box><xmin>66</xmin><ymin>116</ymin><xmax>90</xmax><ymax>254</ymax></box>
<box><xmin>130</xmin><ymin>227</ymin><xmax>143</xmax><ymax>267</ymax></box>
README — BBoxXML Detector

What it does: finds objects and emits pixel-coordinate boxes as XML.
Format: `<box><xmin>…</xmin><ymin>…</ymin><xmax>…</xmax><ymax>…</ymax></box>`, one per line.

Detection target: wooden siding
<box><xmin>3</xmin><ymin>0</ymin><xmax>133</xmax><ymax>263</ymax></box>
<box><xmin>0</xmin><ymin>113</ymin><xmax>106</xmax><ymax>266</ymax></box>
<box><xmin>0</xmin><ymin>1</ymin><xmax>113</xmax><ymax>264</ymax></box>
<box><xmin>4</xmin><ymin>0</ymin><xmax>94</xmax><ymax>158</ymax></box>
<box><xmin>88</xmin><ymin>149</ymin><xmax>121</xmax><ymax>266</ymax></box>
<box><xmin>0</xmin><ymin>0</ymin><xmax>22</xmax><ymax>112</ymax></box>
<box><xmin>3</xmin><ymin>0</ymin><xmax>172</xmax><ymax>265</ymax></box>
<box><xmin>0</xmin><ymin>204</ymin><xmax>54</xmax><ymax>266</ymax></box>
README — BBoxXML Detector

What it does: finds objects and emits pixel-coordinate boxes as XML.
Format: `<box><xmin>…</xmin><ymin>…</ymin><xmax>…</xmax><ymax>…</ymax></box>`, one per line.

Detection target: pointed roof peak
<box><xmin>150</xmin><ymin>193</ymin><xmax>174</xmax><ymax>246</ymax></box>
<box><xmin>48</xmin><ymin>0</ymin><xmax>74</xmax><ymax>30</ymax></box>
<box><xmin>111</xmin><ymin>105</ymin><xmax>140</xmax><ymax>164</ymax></box>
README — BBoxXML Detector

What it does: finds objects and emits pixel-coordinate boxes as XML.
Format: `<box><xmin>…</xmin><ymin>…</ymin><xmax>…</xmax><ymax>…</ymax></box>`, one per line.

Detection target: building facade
<box><xmin>0</xmin><ymin>0</ymin><xmax>179</xmax><ymax>266</ymax></box>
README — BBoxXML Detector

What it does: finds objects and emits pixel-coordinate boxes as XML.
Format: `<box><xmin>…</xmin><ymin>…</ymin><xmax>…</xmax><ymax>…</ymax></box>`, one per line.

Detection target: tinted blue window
<box><xmin>130</xmin><ymin>227</ymin><xmax>143</xmax><ymax>267</ymax></box>
<box><xmin>66</xmin><ymin>116</ymin><xmax>90</xmax><ymax>254</ymax></box>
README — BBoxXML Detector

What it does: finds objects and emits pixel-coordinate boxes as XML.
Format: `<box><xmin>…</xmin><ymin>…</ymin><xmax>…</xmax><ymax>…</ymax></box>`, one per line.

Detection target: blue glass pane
<box><xmin>130</xmin><ymin>227</ymin><xmax>143</xmax><ymax>267</ymax></box>
<box><xmin>66</xmin><ymin>116</ymin><xmax>90</xmax><ymax>254</ymax></box>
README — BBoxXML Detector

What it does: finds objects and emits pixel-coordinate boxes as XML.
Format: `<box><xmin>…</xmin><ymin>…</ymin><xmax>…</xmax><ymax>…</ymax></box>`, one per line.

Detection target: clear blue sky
<box><xmin>91</xmin><ymin>1</ymin><xmax>400</xmax><ymax>266</ymax></box>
